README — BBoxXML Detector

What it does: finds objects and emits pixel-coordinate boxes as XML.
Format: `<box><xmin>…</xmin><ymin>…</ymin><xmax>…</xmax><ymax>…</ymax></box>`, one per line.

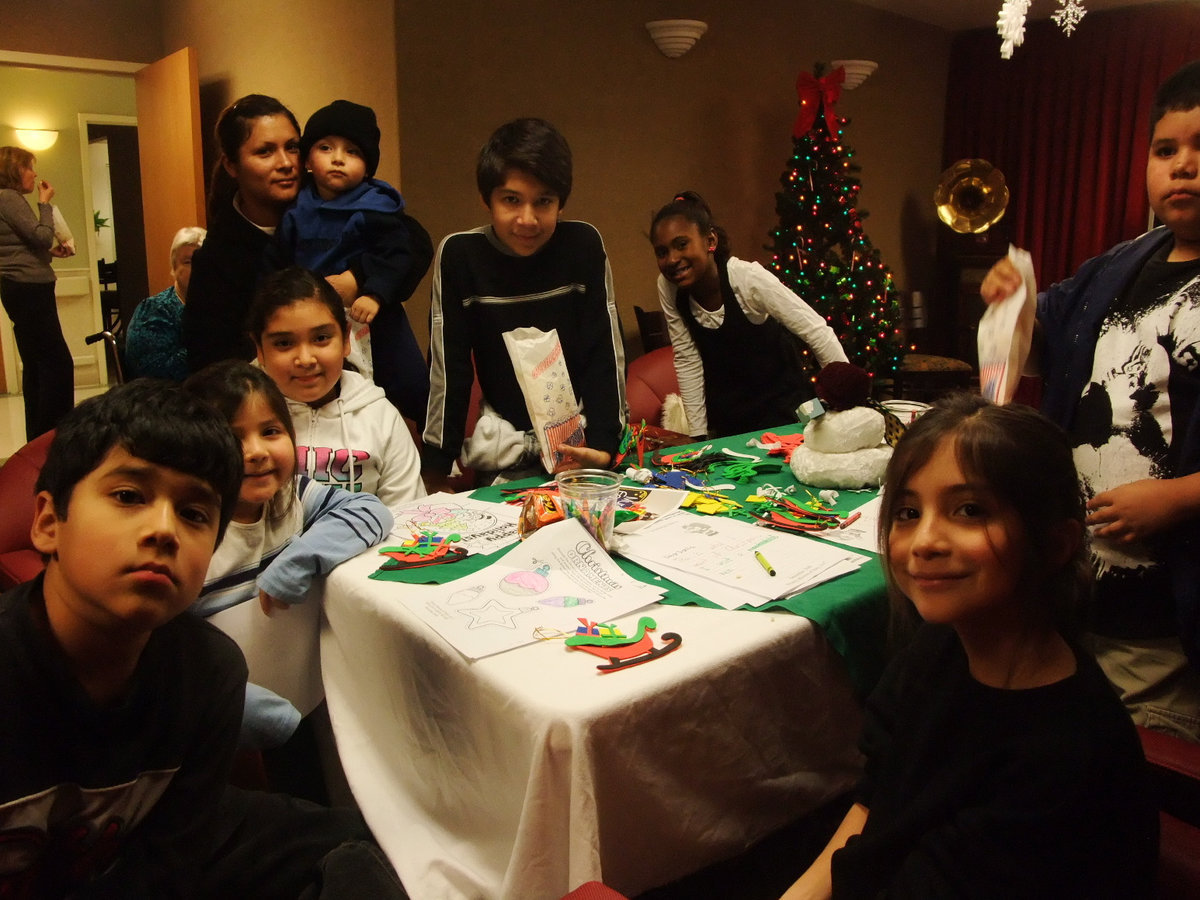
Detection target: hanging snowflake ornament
<box><xmin>1052</xmin><ymin>0</ymin><xmax>1087</xmax><ymax>36</ymax></box>
<box><xmin>996</xmin><ymin>0</ymin><xmax>1031</xmax><ymax>59</ymax></box>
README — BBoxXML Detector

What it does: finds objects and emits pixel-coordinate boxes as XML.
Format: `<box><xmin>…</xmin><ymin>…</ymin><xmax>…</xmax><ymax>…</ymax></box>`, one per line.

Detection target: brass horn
<box><xmin>935</xmin><ymin>158</ymin><xmax>1009</xmax><ymax>234</ymax></box>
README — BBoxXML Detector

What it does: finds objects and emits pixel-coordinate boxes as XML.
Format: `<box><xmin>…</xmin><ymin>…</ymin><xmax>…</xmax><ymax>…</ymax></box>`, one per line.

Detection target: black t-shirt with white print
<box><xmin>1069</xmin><ymin>242</ymin><xmax>1200</xmax><ymax>638</ymax></box>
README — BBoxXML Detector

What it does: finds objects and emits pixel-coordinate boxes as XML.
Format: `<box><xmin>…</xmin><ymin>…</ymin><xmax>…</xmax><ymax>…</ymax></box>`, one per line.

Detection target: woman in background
<box><xmin>0</xmin><ymin>146</ymin><xmax>74</xmax><ymax>440</ymax></box>
<box><xmin>126</xmin><ymin>226</ymin><xmax>206</xmax><ymax>381</ymax></box>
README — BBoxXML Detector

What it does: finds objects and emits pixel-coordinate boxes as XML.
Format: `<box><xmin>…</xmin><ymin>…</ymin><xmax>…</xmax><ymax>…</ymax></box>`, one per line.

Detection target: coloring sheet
<box><xmin>615</xmin><ymin>510</ymin><xmax>866</xmax><ymax>609</ymax></box>
<box><xmin>398</xmin><ymin>518</ymin><xmax>664</xmax><ymax>659</ymax></box>
<box><xmin>809</xmin><ymin>495</ymin><xmax>883</xmax><ymax>554</ymax></box>
<box><xmin>613</xmin><ymin>485</ymin><xmax>689</xmax><ymax>535</ymax></box>
<box><xmin>389</xmin><ymin>492</ymin><xmax>521</xmax><ymax>556</ymax></box>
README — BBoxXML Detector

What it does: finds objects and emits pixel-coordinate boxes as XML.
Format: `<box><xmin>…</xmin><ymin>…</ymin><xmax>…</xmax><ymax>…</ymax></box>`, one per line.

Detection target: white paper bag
<box><xmin>502</xmin><ymin>326</ymin><xmax>585</xmax><ymax>472</ymax></box>
<box><xmin>977</xmin><ymin>245</ymin><xmax>1036</xmax><ymax>404</ymax></box>
<box><xmin>51</xmin><ymin>205</ymin><xmax>76</xmax><ymax>255</ymax></box>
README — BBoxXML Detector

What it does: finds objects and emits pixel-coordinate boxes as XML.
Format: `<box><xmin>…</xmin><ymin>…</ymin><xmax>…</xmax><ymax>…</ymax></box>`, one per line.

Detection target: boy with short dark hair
<box><xmin>0</xmin><ymin>380</ymin><xmax>407</xmax><ymax>898</ymax></box>
<box><xmin>422</xmin><ymin>117</ymin><xmax>627</xmax><ymax>491</ymax></box>
<box><xmin>981</xmin><ymin>59</ymin><xmax>1200</xmax><ymax>741</ymax></box>
<box><xmin>0</xmin><ymin>380</ymin><xmax>244</xmax><ymax>896</ymax></box>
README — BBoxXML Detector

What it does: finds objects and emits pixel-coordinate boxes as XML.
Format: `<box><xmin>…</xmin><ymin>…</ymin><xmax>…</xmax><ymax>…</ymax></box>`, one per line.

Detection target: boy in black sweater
<box><xmin>0</xmin><ymin>380</ymin><xmax>405</xmax><ymax>898</ymax></box>
<box><xmin>422</xmin><ymin>117</ymin><xmax>627</xmax><ymax>490</ymax></box>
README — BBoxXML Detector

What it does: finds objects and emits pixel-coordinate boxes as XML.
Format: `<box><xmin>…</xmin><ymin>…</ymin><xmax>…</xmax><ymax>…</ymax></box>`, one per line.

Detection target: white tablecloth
<box><xmin>209</xmin><ymin>595</ymin><xmax>324</xmax><ymax>716</ymax></box>
<box><xmin>321</xmin><ymin>548</ymin><xmax>865</xmax><ymax>900</ymax></box>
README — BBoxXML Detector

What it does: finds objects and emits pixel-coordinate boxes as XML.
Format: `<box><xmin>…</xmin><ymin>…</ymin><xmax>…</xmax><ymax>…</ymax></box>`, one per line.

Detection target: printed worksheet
<box><xmin>613</xmin><ymin>486</ymin><xmax>689</xmax><ymax>535</ymax></box>
<box><xmin>398</xmin><ymin>518</ymin><xmax>663</xmax><ymax>659</ymax></box>
<box><xmin>810</xmin><ymin>495</ymin><xmax>883</xmax><ymax>554</ymax></box>
<box><xmin>389</xmin><ymin>492</ymin><xmax>521</xmax><ymax>556</ymax></box>
<box><xmin>615</xmin><ymin>510</ymin><xmax>866</xmax><ymax>608</ymax></box>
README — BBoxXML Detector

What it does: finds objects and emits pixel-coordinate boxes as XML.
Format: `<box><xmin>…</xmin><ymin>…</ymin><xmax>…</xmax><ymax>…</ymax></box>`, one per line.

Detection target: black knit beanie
<box><xmin>300</xmin><ymin>99</ymin><xmax>381</xmax><ymax>178</ymax></box>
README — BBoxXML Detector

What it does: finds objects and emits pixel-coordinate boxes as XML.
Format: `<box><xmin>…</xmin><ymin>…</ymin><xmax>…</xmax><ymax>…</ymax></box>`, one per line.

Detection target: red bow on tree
<box><xmin>793</xmin><ymin>66</ymin><xmax>845</xmax><ymax>138</ymax></box>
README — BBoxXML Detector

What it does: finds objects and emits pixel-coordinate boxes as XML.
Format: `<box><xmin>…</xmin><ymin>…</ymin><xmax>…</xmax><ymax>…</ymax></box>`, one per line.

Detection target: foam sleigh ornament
<box><xmin>789</xmin><ymin>362</ymin><xmax>900</xmax><ymax>489</ymax></box>
<box><xmin>565</xmin><ymin>616</ymin><xmax>682</xmax><ymax>672</ymax></box>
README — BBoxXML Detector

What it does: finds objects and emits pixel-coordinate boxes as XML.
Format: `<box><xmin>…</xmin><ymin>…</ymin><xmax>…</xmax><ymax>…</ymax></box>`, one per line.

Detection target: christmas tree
<box><xmin>766</xmin><ymin>64</ymin><xmax>904</xmax><ymax>382</ymax></box>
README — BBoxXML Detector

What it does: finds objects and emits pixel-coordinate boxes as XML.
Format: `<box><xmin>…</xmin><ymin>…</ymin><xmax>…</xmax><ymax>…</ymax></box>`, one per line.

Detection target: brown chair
<box><xmin>1139</xmin><ymin>725</ymin><xmax>1200</xmax><ymax>898</ymax></box>
<box><xmin>626</xmin><ymin>346</ymin><xmax>680</xmax><ymax>427</ymax></box>
<box><xmin>0</xmin><ymin>430</ymin><xmax>55</xmax><ymax>590</ymax></box>
<box><xmin>634</xmin><ymin>305</ymin><xmax>670</xmax><ymax>353</ymax></box>
<box><xmin>228</xmin><ymin>748</ymin><xmax>271</xmax><ymax>792</ymax></box>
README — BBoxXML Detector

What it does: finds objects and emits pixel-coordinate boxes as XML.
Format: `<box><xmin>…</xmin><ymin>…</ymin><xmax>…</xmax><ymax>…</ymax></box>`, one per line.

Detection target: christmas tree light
<box><xmin>766</xmin><ymin>65</ymin><xmax>903</xmax><ymax>380</ymax></box>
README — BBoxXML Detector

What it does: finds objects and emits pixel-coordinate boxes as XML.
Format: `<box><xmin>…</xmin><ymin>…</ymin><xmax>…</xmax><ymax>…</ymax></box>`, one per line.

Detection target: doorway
<box><xmin>86</xmin><ymin>123</ymin><xmax>148</xmax><ymax>330</ymax></box>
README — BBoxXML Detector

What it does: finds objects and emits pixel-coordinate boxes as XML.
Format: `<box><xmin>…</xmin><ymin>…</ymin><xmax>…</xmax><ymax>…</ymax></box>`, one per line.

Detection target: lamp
<box><xmin>646</xmin><ymin>19</ymin><xmax>708</xmax><ymax>58</ymax></box>
<box><xmin>14</xmin><ymin>129</ymin><xmax>59</xmax><ymax>151</ymax></box>
<box><xmin>830</xmin><ymin>60</ymin><xmax>878</xmax><ymax>90</ymax></box>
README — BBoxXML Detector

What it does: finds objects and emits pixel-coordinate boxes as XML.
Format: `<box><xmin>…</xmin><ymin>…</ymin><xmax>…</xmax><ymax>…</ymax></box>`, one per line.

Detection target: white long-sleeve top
<box><xmin>658</xmin><ymin>256</ymin><xmax>847</xmax><ymax>435</ymax></box>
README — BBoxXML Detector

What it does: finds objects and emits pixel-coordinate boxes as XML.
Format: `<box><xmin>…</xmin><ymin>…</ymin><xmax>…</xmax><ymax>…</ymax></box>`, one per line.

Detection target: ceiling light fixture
<box><xmin>830</xmin><ymin>60</ymin><xmax>878</xmax><ymax>91</ymax></box>
<box><xmin>646</xmin><ymin>19</ymin><xmax>708</xmax><ymax>59</ymax></box>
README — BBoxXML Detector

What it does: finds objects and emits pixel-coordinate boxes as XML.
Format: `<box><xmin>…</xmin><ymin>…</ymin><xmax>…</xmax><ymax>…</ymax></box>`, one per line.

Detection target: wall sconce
<box><xmin>14</xmin><ymin>129</ymin><xmax>59</xmax><ymax>151</ymax></box>
<box><xmin>646</xmin><ymin>19</ymin><xmax>708</xmax><ymax>58</ymax></box>
<box><xmin>830</xmin><ymin>60</ymin><xmax>878</xmax><ymax>90</ymax></box>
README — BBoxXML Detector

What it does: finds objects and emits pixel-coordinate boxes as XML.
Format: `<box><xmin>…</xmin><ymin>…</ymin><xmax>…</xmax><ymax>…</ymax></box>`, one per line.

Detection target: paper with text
<box><xmin>614</xmin><ymin>510</ymin><xmax>867</xmax><ymax>608</ymax></box>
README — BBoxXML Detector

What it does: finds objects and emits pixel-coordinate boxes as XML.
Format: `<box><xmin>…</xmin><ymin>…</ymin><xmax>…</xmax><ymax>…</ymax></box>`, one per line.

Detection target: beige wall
<box><xmin>0</xmin><ymin>1</ymin><xmax>162</xmax><ymax>62</ymax></box>
<box><xmin>396</xmin><ymin>0</ymin><xmax>950</xmax><ymax>352</ymax></box>
<box><xmin>160</xmin><ymin>0</ymin><xmax>402</xmax><ymax>189</ymax></box>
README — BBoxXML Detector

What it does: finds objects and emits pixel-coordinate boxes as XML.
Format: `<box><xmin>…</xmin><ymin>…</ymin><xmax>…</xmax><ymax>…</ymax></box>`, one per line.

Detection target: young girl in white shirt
<box><xmin>649</xmin><ymin>191</ymin><xmax>847</xmax><ymax>437</ymax></box>
<box><xmin>248</xmin><ymin>266</ymin><xmax>424</xmax><ymax>511</ymax></box>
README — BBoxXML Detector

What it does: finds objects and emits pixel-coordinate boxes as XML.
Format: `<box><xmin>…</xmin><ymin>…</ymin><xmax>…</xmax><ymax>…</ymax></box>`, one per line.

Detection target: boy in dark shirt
<box><xmin>422</xmin><ymin>117</ymin><xmax>627</xmax><ymax>490</ymax></box>
<box><xmin>0</xmin><ymin>380</ymin><xmax>406</xmax><ymax>898</ymax></box>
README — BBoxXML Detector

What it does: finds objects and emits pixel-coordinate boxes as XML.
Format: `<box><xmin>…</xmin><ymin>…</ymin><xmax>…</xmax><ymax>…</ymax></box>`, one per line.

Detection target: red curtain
<box><xmin>943</xmin><ymin>2</ymin><xmax>1200</xmax><ymax>286</ymax></box>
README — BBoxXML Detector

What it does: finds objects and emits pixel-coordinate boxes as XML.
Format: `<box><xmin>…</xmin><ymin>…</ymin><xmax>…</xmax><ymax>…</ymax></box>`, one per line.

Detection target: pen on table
<box><xmin>840</xmin><ymin>511</ymin><xmax>862</xmax><ymax>529</ymax></box>
<box><xmin>754</xmin><ymin>550</ymin><xmax>776</xmax><ymax>576</ymax></box>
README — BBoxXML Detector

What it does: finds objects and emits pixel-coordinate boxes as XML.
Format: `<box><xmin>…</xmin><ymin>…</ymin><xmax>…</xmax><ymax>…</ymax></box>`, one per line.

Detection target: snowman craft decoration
<box><xmin>789</xmin><ymin>362</ymin><xmax>901</xmax><ymax>489</ymax></box>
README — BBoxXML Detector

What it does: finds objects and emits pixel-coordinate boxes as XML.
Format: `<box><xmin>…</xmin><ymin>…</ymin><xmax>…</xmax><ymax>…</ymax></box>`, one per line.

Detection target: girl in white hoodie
<box><xmin>249</xmin><ymin>266</ymin><xmax>423</xmax><ymax>511</ymax></box>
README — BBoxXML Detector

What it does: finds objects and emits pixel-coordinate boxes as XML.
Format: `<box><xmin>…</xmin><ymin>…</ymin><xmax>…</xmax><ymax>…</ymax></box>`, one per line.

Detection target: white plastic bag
<box><xmin>977</xmin><ymin>245</ymin><xmax>1036</xmax><ymax>404</ymax></box>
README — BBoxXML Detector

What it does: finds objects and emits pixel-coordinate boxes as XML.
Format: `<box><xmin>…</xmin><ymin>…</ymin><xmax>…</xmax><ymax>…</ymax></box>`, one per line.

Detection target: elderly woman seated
<box><xmin>125</xmin><ymin>225</ymin><xmax>206</xmax><ymax>381</ymax></box>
